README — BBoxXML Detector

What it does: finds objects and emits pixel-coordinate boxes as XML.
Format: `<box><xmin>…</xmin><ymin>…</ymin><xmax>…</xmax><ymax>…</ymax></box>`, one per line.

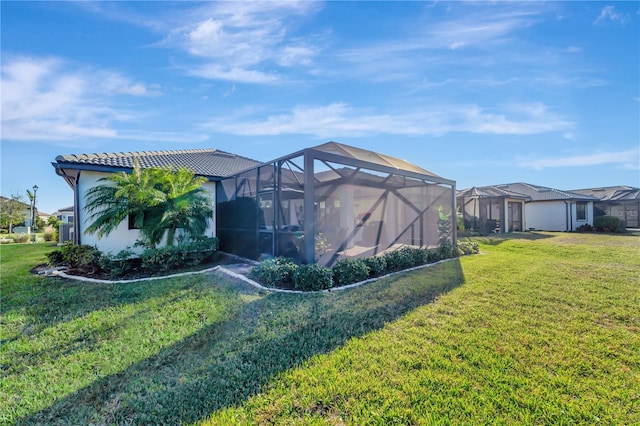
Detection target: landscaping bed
<box><xmin>248</xmin><ymin>241</ymin><xmax>479</xmax><ymax>291</ymax></box>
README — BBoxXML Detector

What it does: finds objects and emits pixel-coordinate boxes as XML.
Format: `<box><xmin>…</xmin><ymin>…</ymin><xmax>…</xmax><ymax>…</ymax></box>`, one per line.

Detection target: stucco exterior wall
<box><xmin>525</xmin><ymin>200</ymin><xmax>593</xmax><ymax>231</ymax></box>
<box><xmin>525</xmin><ymin>201</ymin><xmax>568</xmax><ymax>231</ymax></box>
<box><xmin>77</xmin><ymin>170</ymin><xmax>216</xmax><ymax>254</ymax></box>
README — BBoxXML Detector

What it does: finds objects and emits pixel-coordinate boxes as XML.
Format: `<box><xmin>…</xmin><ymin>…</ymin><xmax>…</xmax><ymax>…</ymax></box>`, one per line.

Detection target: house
<box><xmin>52</xmin><ymin>148</ymin><xmax>262</xmax><ymax>254</ymax></box>
<box><xmin>457</xmin><ymin>186</ymin><xmax>529</xmax><ymax>233</ymax></box>
<box><xmin>55</xmin><ymin>206</ymin><xmax>75</xmax><ymax>224</ymax></box>
<box><xmin>38</xmin><ymin>211</ymin><xmax>53</xmax><ymax>223</ymax></box>
<box><xmin>457</xmin><ymin>182</ymin><xmax>598</xmax><ymax>232</ymax></box>
<box><xmin>571</xmin><ymin>186</ymin><xmax>640</xmax><ymax>228</ymax></box>
<box><xmin>52</xmin><ymin>142</ymin><xmax>456</xmax><ymax>266</ymax></box>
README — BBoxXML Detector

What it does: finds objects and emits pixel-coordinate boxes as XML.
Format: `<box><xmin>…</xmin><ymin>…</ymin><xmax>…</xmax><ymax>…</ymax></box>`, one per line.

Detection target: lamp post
<box><xmin>31</xmin><ymin>185</ymin><xmax>38</xmax><ymax>236</ymax></box>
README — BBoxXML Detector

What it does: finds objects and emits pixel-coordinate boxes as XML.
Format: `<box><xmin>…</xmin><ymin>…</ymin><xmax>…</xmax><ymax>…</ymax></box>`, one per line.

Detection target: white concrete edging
<box><xmin>218</xmin><ymin>257</ymin><xmax>457</xmax><ymax>294</ymax></box>
<box><xmin>52</xmin><ymin>256</ymin><xmax>460</xmax><ymax>294</ymax></box>
<box><xmin>52</xmin><ymin>266</ymin><xmax>222</xmax><ymax>284</ymax></box>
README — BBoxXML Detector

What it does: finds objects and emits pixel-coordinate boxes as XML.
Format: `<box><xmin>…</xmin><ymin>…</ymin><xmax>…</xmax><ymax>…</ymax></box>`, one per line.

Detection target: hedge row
<box><xmin>47</xmin><ymin>238</ymin><xmax>220</xmax><ymax>278</ymax></box>
<box><xmin>249</xmin><ymin>241</ymin><xmax>480</xmax><ymax>291</ymax></box>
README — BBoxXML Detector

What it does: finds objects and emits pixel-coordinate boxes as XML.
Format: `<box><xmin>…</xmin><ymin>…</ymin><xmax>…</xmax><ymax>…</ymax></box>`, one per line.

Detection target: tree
<box><xmin>0</xmin><ymin>193</ymin><xmax>28</xmax><ymax>233</ymax></box>
<box><xmin>47</xmin><ymin>216</ymin><xmax>62</xmax><ymax>227</ymax></box>
<box><xmin>138</xmin><ymin>167</ymin><xmax>214</xmax><ymax>247</ymax></box>
<box><xmin>84</xmin><ymin>162</ymin><xmax>213</xmax><ymax>248</ymax></box>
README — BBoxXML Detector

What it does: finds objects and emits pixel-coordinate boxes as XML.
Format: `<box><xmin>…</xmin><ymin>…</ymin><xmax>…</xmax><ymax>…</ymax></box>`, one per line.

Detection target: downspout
<box><xmin>74</xmin><ymin>171</ymin><xmax>81</xmax><ymax>245</ymax></box>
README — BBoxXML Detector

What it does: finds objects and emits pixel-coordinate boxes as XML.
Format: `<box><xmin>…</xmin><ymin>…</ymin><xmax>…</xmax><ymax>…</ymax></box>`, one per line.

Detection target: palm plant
<box><xmin>138</xmin><ymin>167</ymin><xmax>213</xmax><ymax>248</ymax></box>
<box><xmin>84</xmin><ymin>162</ymin><xmax>213</xmax><ymax>248</ymax></box>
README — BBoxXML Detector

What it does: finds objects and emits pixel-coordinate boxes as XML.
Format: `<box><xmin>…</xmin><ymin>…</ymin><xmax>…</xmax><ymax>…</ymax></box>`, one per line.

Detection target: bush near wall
<box><xmin>248</xmin><ymin>257</ymin><xmax>298</xmax><ymax>287</ymax></box>
<box><xmin>362</xmin><ymin>256</ymin><xmax>387</xmax><ymax>278</ymax></box>
<box><xmin>48</xmin><ymin>237</ymin><xmax>220</xmax><ymax>278</ymax></box>
<box><xmin>332</xmin><ymin>258</ymin><xmax>369</xmax><ymax>285</ymax></box>
<box><xmin>249</xmin><ymin>241</ymin><xmax>480</xmax><ymax>290</ymax></box>
<box><xmin>293</xmin><ymin>264</ymin><xmax>333</xmax><ymax>291</ymax></box>
<box><xmin>47</xmin><ymin>242</ymin><xmax>102</xmax><ymax>274</ymax></box>
<box><xmin>594</xmin><ymin>216</ymin><xmax>625</xmax><ymax>232</ymax></box>
<box><xmin>137</xmin><ymin>238</ymin><xmax>220</xmax><ymax>275</ymax></box>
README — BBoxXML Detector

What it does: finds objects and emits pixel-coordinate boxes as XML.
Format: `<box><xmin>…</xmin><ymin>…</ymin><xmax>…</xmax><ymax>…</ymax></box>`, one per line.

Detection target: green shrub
<box><xmin>141</xmin><ymin>246</ymin><xmax>184</xmax><ymax>272</ymax></box>
<box><xmin>438</xmin><ymin>243</ymin><xmax>456</xmax><ymax>260</ymax></box>
<box><xmin>332</xmin><ymin>258</ymin><xmax>369</xmax><ymax>285</ymax></box>
<box><xmin>43</xmin><ymin>227</ymin><xmax>57</xmax><ymax>242</ymax></box>
<box><xmin>139</xmin><ymin>238</ymin><xmax>220</xmax><ymax>274</ymax></box>
<box><xmin>187</xmin><ymin>237</ymin><xmax>220</xmax><ymax>263</ymax></box>
<box><xmin>46</xmin><ymin>250</ymin><xmax>65</xmax><ymax>266</ymax></box>
<box><xmin>48</xmin><ymin>242</ymin><xmax>103</xmax><ymax>273</ymax></box>
<box><xmin>249</xmin><ymin>257</ymin><xmax>298</xmax><ymax>287</ymax></box>
<box><xmin>293</xmin><ymin>264</ymin><xmax>333</xmax><ymax>291</ymax></box>
<box><xmin>12</xmin><ymin>233</ymin><xmax>30</xmax><ymax>243</ymax></box>
<box><xmin>383</xmin><ymin>247</ymin><xmax>418</xmax><ymax>272</ymax></box>
<box><xmin>410</xmin><ymin>247</ymin><xmax>430</xmax><ymax>266</ymax></box>
<box><xmin>425</xmin><ymin>248</ymin><xmax>441</xmax><ymax>263</ymax></box>
<box><xmin>456</xmin><ymin>241</ymin><xmax>480</xmax><ymax>256</ymax></box>
<box><xmin>66</xmin><ymin>245</ymin><xmax>103</xmax><ymax>272</ymax></box>
<box><xmin>362</xmin><ymin>256</ymin><xmax>387</xmax><ymax>277</ymax></box>
<box><xmin>99</xmin><ymin>249</ymin><xmax>139</xmax><ymax>278</ymax></box>
<box><xmin>576</xmin><ymin>224</ymin><xmax>594</xmax><ymax>233</ymax></box>
<box><xmin>594</xmin><ymin>216</ymin><xmax>621</xmax><ymax>232</ymax></box>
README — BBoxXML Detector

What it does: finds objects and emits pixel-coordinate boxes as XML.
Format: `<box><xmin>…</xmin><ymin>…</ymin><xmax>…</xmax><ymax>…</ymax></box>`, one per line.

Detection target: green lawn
<box><xmin>1</xmin><ymin>233</ymin><xmax>638</xmax><ymax>425</ymax></box>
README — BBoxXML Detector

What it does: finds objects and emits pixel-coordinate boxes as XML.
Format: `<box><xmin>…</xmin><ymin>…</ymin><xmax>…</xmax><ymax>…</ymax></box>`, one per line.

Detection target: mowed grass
<box><xmin>205</xmin><ymin>232</ymin><xmax>640</xmax><ymax>425</ymax></box>
<box><xmin>1</xmin><ymin>232</ymin><xmax>638</xmax><ymax>425</ymax></box>
<box><xmin>1</xmin><ymin>242</ymin><xmax>463</xmax><ymax>425</ymax></box>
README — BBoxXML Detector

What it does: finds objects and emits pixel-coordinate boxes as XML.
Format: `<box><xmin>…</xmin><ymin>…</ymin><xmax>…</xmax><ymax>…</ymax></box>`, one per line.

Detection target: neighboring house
<box><xmin>571</xmin><ymin>186</ymin><xmax>640</xmax><ymax>228</ymax></box>
<box><xmin>38</xmin><ymin>211</ymin><xmax>52</xmax><ymax>221</ymax></box>
<box><xmin>54</xmin><ymin>206</ymin><xmax>76</xmax><ymax>244</ymax></box>
<box><xmin>55</xmin><ymin>206</ymin><xmax>75</xmax><ymax>224</ymax></box>
<box><xmin>52</xmin><ymin>142</ymin><xmax>457</xmax><ymax>267</ymax></box>
<box><xmin>457</xmin><ymin>186</ymin><xmax>529</xmax><ymax>233</ymax></box>
<box><xmin>457</xmin><ymin>182</ymin><xmax>598</xmax><ymax>232</ymax></box>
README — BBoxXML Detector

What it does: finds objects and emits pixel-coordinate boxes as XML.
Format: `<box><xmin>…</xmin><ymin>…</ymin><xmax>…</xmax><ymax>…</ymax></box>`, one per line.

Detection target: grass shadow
<box><xmin>1</xmin><ymin>252</ymin><xmax>243</xmax><ymax>346</ymax></box>
<box><xmin>470</xmin><ymin>231</ymin><xmax>555</xmax><ymax>246</ymax></box>
<box><xmin>19</xmin><ymin>260</ymin><xmax>465</xmax><ymax>425</ymax></box>
<box><xmin>1</xmin><ymin>274</ymin><xmax>211</xmax><ymax>346</ymax></box>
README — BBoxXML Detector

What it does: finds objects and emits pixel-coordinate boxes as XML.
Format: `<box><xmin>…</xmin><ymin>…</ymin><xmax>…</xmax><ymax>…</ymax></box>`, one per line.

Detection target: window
<box><xmin>128</xmin><ymin>214</ymin><xmax>140</xmax><ymax>230</ymax></box>
<box><xmin>576</xmin><ymin>202</ymin><xmax>587</xmax><ymax>221</ymax></box>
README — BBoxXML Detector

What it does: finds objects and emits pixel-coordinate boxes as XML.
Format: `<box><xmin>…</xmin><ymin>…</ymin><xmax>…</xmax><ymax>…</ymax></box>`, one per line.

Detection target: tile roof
<box><xmin>54</xmin><ymin>148</ymin><xmax>262</xmax><ymax>178</ymax></box>
<box><xmin>570</xmin><ymin>186</ymin><xmax>640</xmax><ymax>201</ymax></box>
<box><xmin>460</xmin><ymin>182</ymin><xmax>599</xmax><ymax>202</ymax></box>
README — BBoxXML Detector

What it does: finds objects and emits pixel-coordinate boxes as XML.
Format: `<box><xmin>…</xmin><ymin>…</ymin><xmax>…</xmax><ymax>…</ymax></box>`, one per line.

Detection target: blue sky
<box><xmin>2</xmin><ymin>1</ymin><xmax>638</xmax><ymax>215</ymax></box>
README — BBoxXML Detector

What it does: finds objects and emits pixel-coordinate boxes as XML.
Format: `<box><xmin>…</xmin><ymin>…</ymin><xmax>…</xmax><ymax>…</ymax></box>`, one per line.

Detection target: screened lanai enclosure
<box><xmin>217</xmin><ymin>142</ymin><xmax>456</xmax><ymax>267</ymax></box>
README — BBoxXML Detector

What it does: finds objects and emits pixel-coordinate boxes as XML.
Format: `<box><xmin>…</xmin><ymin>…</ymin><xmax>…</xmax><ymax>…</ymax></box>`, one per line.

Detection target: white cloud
<box><xmin>203</xmin><ymin>102</ymin><xmax>573</xmax><ymax>138</ymax></box>
<box><xmin>164</xmin><ymin>1</ymin><xmax>321</xmax><ymax>83</ymax></box>
<box><xmin>593</xmin><ymin>6</ymin><xmax>627</xmax><ymax>25</ymax></box>
<box><xmin>518</xmin><ymin>149</ymin><xmax>640</xmax><ymax>170</ymax></box>
<box><xmin>188</xmin><ymin>64</ymin><xmax>281</xmax><ymax>84</ymax></box>
<box><xmin>1</xmin><ymin>56</ymin><xmax>203</xmax><ymax>144</ymax></box>
<box><xmin>428</xmin><ymin>9</ymin><xmax>539</xmax><ymax>50</ymax></box>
